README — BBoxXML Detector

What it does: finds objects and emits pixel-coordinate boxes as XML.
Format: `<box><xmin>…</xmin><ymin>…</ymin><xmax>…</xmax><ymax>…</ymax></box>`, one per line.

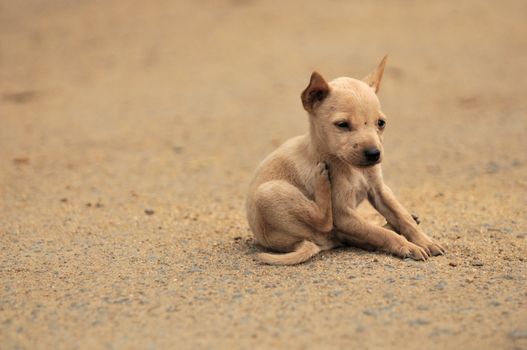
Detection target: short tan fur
<box><xmin>246</xmin><ymin>56</ymin><xmax>445</xmax><ymax>265</ymax></box>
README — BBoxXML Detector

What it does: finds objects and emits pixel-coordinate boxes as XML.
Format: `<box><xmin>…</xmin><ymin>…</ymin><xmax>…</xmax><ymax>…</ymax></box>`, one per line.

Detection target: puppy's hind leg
<box><xmin>252</xmin><ymin>167</ymin><xmax>333</xmax><ymax>265</ymax></box>
<box><xmin>312</xmin><ymin>162</ymin><xmax>333</xmax><ymax>233</ymax></box>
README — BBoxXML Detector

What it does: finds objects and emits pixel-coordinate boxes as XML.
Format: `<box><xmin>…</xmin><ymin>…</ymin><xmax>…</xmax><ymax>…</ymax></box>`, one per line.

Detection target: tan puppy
<box><xmin>246</xmin><ymin>56</ymin><xmax>445</xmax><ymax>265</ymax></box>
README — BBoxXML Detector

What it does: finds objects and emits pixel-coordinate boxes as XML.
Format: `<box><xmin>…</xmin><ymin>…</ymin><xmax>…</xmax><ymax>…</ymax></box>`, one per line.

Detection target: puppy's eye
<box><xmin>377</xmin><ymin>119</ymin><xmax>386</xmax><ymax>129</ymax></box>
<box><xmin>335</xmin><ymin>121</ymin><xmax>350</xmax><ymax>130</ymax></box>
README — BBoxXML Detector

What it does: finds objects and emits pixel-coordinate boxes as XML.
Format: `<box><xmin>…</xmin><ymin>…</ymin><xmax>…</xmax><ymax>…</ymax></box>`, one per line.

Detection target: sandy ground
<box><xmin>1</xmin><ymin>1</ymin><xmax>526</xmax><ymax>349</ymax></box>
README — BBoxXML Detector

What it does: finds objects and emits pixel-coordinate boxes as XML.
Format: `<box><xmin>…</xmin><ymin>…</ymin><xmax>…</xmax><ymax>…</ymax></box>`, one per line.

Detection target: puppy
<box><xmin>246</xmin><ymin>56</ymin><xmax>445</xmax><ymax>265</ymax></box>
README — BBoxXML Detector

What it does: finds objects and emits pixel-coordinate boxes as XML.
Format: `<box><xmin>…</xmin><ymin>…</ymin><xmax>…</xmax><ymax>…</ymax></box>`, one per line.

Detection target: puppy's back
<box><xmin>247</xmin><ymin>135</ymin><xmax>312</xmax><ymax>199</ymax></box>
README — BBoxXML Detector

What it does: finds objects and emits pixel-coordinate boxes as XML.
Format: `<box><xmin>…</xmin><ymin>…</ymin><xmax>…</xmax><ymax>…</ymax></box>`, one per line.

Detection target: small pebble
<box><xmin>408</xmin><ymin>318</ymin><xmax>430</xmax><ymax>326</ymax></box>
<box><xmin>13</xmin><ymin>156</ymin><xmax>30</xmax><ymax>164</ymax></box>
<box><xmin>509</xmin><ymin>330</ymin><xmax>527</xmax><ymax>339</ymax></box>
<box><xmin>144</xmin><ymin>209</ymin><xmax>155</xmax><ymax>215</ymax></box>
<box><xmin>434</xmin><ymin>281</ymin><xmax>447</xmax><ymax>290</ymax></box>
<box><xmin>173</xmin><ymin>146</ymin><xmax>184</xmax><ymax>154</ymax></box>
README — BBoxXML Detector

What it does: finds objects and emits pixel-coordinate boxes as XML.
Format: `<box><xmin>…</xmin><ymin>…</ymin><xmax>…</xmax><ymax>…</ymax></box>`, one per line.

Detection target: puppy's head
<box><xmin>301</xmin><ymin>56</ymin><xmax>388</xmax><ymax>168</ymax></box>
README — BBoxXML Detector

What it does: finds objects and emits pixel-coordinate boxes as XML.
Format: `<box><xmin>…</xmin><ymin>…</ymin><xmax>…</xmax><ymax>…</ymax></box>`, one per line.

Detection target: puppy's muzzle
<box><xmin>362</xmin><ymin>147</ymin><xmax>381</xmax><ymax>165</ymax></box>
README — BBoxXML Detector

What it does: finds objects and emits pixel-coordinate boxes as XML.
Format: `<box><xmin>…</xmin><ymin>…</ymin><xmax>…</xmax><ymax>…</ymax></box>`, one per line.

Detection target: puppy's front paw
<box><xmin>414</xmin><ymin>238</ymin><xmax>446</xmax><ymax>256</ymax></box>
<box><xmin>397</xmin><ymin>241</ymin><xmax>429</xmax><ymax>261</ymax></box>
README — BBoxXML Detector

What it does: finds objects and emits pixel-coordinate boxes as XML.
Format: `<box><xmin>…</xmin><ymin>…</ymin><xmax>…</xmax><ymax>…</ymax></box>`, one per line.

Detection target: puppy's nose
<box><xmin>363</xmin><ymin>148</ymin><xmax>381</xmax><ymax>162</ymax></box>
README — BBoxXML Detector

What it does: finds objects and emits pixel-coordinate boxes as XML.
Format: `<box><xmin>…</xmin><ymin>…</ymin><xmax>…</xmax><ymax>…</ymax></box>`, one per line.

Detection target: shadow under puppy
<box><xmin>246</xmin><ymin>56</ymin><xmax>445</xmax><ymax>265</ymax></box>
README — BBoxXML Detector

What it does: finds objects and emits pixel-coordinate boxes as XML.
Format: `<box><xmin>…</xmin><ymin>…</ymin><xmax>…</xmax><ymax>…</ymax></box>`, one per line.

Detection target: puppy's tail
<box><xmin>257</xmin><ymin>241</ymin><xmax>321</xmax><ymax>266</ymax></box>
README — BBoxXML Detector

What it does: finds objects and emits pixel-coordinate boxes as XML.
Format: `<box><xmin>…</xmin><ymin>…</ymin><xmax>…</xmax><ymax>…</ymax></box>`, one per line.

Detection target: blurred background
<box><xmin>1</xmin><ymin>1</ymin><xmax>526</xmax><ymax>349</ymax></box>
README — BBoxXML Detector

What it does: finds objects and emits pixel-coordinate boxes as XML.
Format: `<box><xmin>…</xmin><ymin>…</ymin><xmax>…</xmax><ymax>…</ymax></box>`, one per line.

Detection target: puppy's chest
<box><xmin>331</xmin><ymin>172</ymin><xmax>370</xmax><ymax>209</ymax></box>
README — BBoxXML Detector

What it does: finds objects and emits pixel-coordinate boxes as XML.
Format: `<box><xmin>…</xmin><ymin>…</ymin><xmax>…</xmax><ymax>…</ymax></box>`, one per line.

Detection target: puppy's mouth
<box><xmin>339</xmin><ymin>156</ymin><xmax>381</xmax><ymax>168</ymax></box>
<box><xmin>357</xmin><ymin>159</ymin><xmax>381</xmax><ymax>167</ymax></box>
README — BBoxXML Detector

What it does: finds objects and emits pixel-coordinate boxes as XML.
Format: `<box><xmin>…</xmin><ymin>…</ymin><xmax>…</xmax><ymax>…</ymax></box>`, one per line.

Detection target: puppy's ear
<box><xmin>301</xmin><ymin>72</ymin><xmax>330</xmax><ymax>112</ymax></box>
<box><xmin>362</xmin><ymin>55</ymin><xmax>388</xmax><ymax>94</ymax></box>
